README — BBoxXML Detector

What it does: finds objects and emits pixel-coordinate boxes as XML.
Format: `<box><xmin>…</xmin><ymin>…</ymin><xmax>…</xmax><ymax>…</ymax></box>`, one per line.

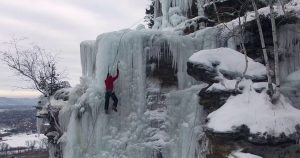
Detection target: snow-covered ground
<box><xmin>1</xmin><ymin>133</ymin><xmax>47</xmax><ymax>148</ymax></box>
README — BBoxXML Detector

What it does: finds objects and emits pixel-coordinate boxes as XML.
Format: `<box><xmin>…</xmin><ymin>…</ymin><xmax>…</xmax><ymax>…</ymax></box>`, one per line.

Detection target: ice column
<box><xmin>278</xmin><ymin>24</ymin><xmax>300</xmax><ymax>80</ymax></box>
<box><xmin>80</xmin><ymin>40</ymin><xmax>96</xmax><ymax>77</ymax></box>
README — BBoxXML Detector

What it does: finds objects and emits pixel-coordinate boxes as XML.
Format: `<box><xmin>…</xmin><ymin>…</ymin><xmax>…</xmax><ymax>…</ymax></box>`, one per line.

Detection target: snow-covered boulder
<box><xmin>199</xmin><ymin>79</ymin><xmax>273</xmax><ymax>113</ymax></box>
<box><xmin>206</xmin><ymin>80</ymin><xmax>300</xmax><ymax>144</ymax></box>
<box><xmin>187</xmin><ymin>48</ymin><xmax>267</xmax><ymax>83</ymax></box>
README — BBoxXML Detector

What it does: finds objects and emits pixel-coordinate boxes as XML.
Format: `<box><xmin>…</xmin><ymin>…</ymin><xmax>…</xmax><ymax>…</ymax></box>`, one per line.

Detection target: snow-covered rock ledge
<box><xmin>187</xmin><ymin>48</ymin><xmax>267</xmax><ymax>84</ymax></box>
<box><xmin>205</xmin><ymin>80</ymin><xmax>300</xmax><ymax>145</ymax></box>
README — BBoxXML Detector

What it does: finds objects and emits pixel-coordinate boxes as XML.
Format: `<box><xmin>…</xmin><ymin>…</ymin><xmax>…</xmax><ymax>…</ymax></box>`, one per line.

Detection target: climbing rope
<box><xmin>109</xmin><ymin>17</ymin><xmax>145</xmax><ymax>73</ymax></box>
<box><xmin>111</xmin><ymin>30</ymin><xmax>128</xmax><ymax>68</ymax></box>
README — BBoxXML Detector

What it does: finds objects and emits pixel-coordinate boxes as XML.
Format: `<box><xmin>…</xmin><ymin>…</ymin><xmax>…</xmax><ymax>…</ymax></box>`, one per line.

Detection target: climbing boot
<box><xmin>112</xmin><ymin>107</ymin><xmax>118</xmax><ymax>112</ymax></box>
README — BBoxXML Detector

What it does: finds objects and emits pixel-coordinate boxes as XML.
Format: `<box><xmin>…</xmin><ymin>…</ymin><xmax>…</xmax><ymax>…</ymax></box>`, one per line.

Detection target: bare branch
<box><xmin>0</xmin><ymin>38</ymin><xmax>69</xmax><ymax>96</ymax></box>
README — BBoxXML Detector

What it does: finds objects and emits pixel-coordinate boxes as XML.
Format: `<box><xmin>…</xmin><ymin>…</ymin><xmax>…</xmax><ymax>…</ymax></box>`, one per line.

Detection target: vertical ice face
<box><xmin>62</xmin><ymin>29</ymin><xmax>209</xmax><ymax>158</ymax></box>
<box><xmin>79</xmin><ymin>30</ymin><xmax>201</xmax><ymax>91</ymax></box>
<box><xmin>278</xmin><ymin>24</ymin><xmax>300</xmax><ymax>80</ymax></box>
<box><xmin>197</xmin><ymin>0</ymin><xmax>205</xmax><ymax>17</ymax></box>
<box><xmin>170</xmin><ymin>0</ymin><xmax>195</xmax><ymax>15</ymax></box>
<box><xmin>160</xmin><ymin>0</ymin><xmax>172</xmax><ymax>27</ymax></box>
<box><xmin>80</xmin><ymin>40</ymin><xmax>96</xmax><ymax>77</ymax></box>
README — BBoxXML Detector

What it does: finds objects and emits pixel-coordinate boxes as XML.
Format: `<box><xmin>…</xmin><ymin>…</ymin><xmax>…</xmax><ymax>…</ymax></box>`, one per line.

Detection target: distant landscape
<box><xmin>0</xmin><ymin>97</ymin><xmax>48</xmax><ymax>157</ymax></box>
<box><xmin>0</xmin><ymin>97</ymin><xmax>37</xmax><ymax>107</ymax></box>
<box><xmin>0</xmin><ymin>97</ymin><xmax>38</xmax><ymax>134</ymax></box>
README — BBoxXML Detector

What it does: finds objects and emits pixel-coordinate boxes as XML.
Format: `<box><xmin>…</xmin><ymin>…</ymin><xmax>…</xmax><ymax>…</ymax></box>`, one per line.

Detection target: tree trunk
<box><xmin>212</xmin><ymin>0</ymin><xmax>221</xmax><ymax>23</ymax></box>
<box><xmin>269</xmin><ymin>1</ymin><xmax>281</xmax><ymax>102</ymax></box>
<box><xmin>251</xmin><ymin>0</ymin><xmax>274</xmax><ymax>96</ymax></box>
<box><xmin>235</xmin><ymin>12</ymin><xmax>249</xmax><ymax>90</ymax></box>
<box><xmin>278</xmin><ymin>0</ymin><xmax>286</xmax><ymax>14</ymax></box>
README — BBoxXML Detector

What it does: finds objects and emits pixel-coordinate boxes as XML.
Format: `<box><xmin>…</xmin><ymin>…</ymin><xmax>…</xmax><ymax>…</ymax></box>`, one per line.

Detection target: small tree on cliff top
<box><xmin>0</xmin><ymin>37</ymin><xmax>69</xmax><ymax>97</ymax></box>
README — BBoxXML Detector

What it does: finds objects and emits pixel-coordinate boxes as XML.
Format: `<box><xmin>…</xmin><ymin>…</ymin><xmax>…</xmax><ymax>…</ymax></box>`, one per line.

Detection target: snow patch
<box><xmin>228</xmin><ymin>150</ymin><xmax>263</xmax><ymax>158</ymax></box>
<box><xmin>1</xmin><ymin>133</ymin><xmax>47</xmax><ymax>148</ymax></box>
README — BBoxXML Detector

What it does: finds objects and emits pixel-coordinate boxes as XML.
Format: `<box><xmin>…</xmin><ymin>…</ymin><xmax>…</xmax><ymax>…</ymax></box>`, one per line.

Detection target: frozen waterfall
<box><xmin>278</xmin><ymin>24</ymin><xmax>300</xmax><ymax>80</ymax></box>
<box><xmin>59</xmin><ymin>29</ymin><xmax>210</xmax><ymax>158</ymax></box>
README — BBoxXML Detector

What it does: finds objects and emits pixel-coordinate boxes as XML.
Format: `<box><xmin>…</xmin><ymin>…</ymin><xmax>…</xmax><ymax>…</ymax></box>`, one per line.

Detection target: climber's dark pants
<box><xmin>105</xmin><ymin>91</ymin><xmax>118</xmax><ymax>110</ymax></box>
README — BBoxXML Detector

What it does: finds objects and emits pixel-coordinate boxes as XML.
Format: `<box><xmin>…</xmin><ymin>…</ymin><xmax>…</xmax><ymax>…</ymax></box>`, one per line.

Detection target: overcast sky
<box><xmin>0</xmin><ymin>0</ymin><xmax>149</xmax><ymax>98</ymax></box>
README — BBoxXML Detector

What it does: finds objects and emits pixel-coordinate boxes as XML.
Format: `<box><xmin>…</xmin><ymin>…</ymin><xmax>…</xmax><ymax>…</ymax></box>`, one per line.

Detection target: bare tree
<box><xmin>212</xmin><ymin>0</ymin><xmax>221</xmax><ymax>23</ymax></box>
<box><xmin>218</xmin><ymin>0</ymin><xmax>250</xmax><ymax>89</ymax></box>
<box><xmin>269</xmin><ymin>0</ymin><xmax>281</xmax><ymax>102</ymax></box>
<box><xmin>251</xmin><ymin>0</ymin><xmax>274</xmax><ymax>96</ymax></box>
<box><xmin>0</xmin><ymin>38</ymin><xmax>68</xmax><ymax>158</ymax></box>
<box><xmin>277</xmin><ymin>0</ymin><xmax>286</xmax><ymax>14</ymax></box>
<box><xmin>0</xmin><ymin>38</ymin><xmax>67</xmax><ymax>128</ymax></box>
<box><xmin>0</xmin><ymin>38</ymin><xmax>68</xmax><ymax>97</ymax></box>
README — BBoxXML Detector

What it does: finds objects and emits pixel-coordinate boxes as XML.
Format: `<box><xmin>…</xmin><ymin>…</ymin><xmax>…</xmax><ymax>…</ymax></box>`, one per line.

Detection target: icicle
<box><xmin>170</xmin><ymin>0</ymin><xmax>194</xmax><ymax>16</ymax></box>
<box><xmin>278</xmin><ymin>24</ymin><xmax>300</xmax><ymax>80</ymax></box>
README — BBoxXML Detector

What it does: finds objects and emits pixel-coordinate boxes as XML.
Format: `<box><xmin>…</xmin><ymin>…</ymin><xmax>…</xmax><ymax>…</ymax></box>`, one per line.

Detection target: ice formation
<box><xmin>154</xmin><ymin>0</ymin><xmax>206</xmax><ymax>28</ymax></box>
<box><xmin>278</xmin><ymin>24</ymin><xmax>300</xmax><ymax>80</ymax></box>
<box><xmin>80</xmin><ymin>40</ymin><xmax>96</xmax><ymax>77</ymax></box>
<box><xmin>80</xmin><ymin>29</ymin><xmax>208</xmax><ymax>90</ymax></box>
<box><xmin>59</xmin><ymin>29</ymin><xmax>213</xmax><ymax>158</ymax></box>
<box><xmin>281</xmin><ymin>70</ymin><xmax>300</xmax><ymax>109</ymax></box>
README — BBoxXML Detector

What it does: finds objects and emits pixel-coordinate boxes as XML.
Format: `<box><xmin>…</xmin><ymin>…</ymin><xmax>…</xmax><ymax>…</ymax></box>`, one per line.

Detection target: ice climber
<box><xmin>104</xmin><ymin>67</ymin><xmax>119</xmax><ymax>114</ymax></box>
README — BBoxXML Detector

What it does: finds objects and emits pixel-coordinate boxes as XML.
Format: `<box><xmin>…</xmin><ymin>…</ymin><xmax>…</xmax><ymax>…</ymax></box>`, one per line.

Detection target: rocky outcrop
<box><xmin>187</xmin><ymin>62</ymin><xmax>219</xmax><ymax>84</ymax></box>
<box><xmin>188</xmin><ymin>61</ymin><xmax>268</xmax><ymax>84</ymax></box>
<box><xmin>205</xmin><ymin>129</ymin><xmax>300</xmax><ymax>158</ymax></box>
<box><xmin>199</xmin><ymin>86</ymin><xmax>241</xmax><ymax>113</ymax></box>
<box><xmin>204</xmin><ymin>0</ymin><xmax>267</xmax><ymax>22</ymax></box>
<box><xmin>187</xmin><ymin>48</ymin><xmax>268</xmax><ymax>84</ymax></box>
<box><xmin>182</xmin><ymin>16</ymin><xmax>215</xmax><ymax>35</ymax></box>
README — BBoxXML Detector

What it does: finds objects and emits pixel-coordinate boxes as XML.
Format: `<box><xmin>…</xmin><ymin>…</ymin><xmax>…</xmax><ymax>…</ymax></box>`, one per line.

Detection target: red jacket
<box><xmin>105</xmin><ymin>70</ymin><xmax>119</xmax><ymax>91</ymax></box>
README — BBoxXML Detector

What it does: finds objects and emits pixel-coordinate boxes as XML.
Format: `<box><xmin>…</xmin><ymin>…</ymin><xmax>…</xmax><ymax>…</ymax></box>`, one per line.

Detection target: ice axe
<box><xmin>117</xmin><ymin>61</ymin><xmax>120</xmax><ymax>69</ymax></box>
